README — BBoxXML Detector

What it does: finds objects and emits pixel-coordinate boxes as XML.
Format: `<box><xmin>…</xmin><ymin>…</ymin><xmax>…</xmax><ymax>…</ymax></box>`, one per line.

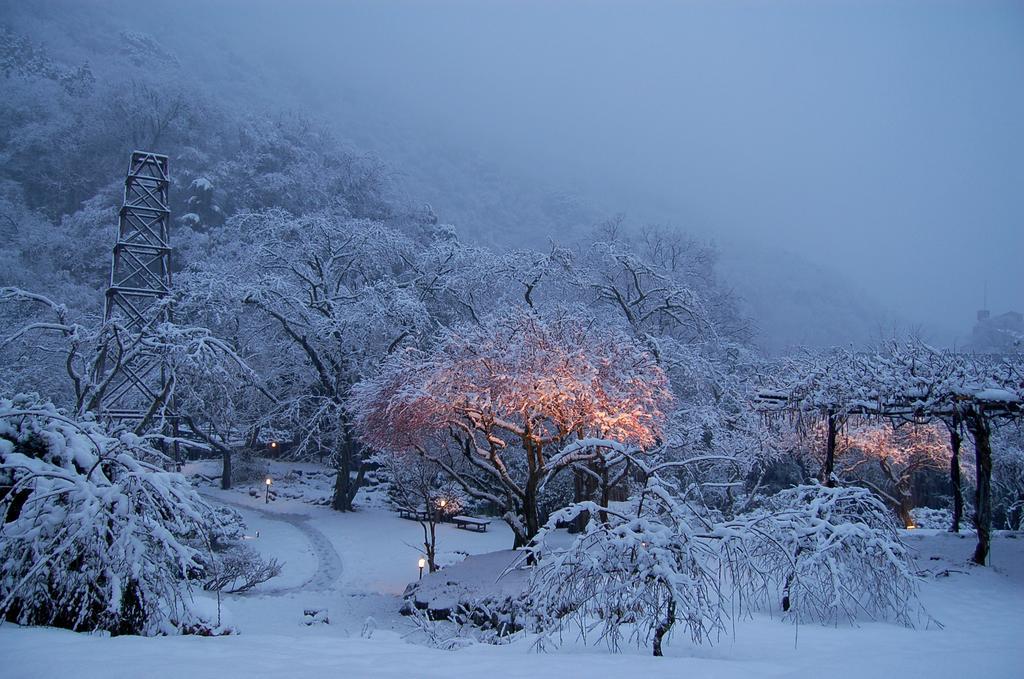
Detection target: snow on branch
<box><xmin>758</xmin><ymin>342</ymin><xmax>1023</xmax><ymax>420</ymax></box>
<box><xmin>353</xmin><ymin>307</ymin><xmax>674</xmax><ymax>546</ymax></box>
<box><xmin>522</xmin><ymin>476</ymin><xmax>927</xmax><ymax>656</ymax></box>
<box><xmin>0</xmin><ymin>395</ymin><xmax>226</xmax><ymax>635</ymax></box>
<box><xmin>527</xmin><ymin>491</ymin><xmax>724</xmax><ymax>656</ymax></box>
<box><xmin>723</xmin><ymin>483</ymin><xmax>925</xmax><ymax>627</ymax></box>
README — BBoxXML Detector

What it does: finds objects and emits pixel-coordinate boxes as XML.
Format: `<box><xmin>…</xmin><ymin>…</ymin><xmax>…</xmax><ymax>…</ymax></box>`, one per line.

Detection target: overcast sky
<box><xmin>214</xmin><ymin>0</ymin><xmax>1022</xmax><ymax>340</ymax></box>
<box><xmin>51</xmin><ymin>0</ymin><xmax>1022</xmax><ymax>343</ymax></box>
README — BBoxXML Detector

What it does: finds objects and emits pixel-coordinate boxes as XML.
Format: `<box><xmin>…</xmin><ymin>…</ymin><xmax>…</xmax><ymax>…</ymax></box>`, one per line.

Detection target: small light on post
<box><xmin>265</xmin><ymin>477</ymin><xmax>272</xmax><ymax>504</ymax></box>
<box><xmin>269</xmin><ymin>441</ymin><xmax>278</xmax><ymax>453</ymax></box>
<box><xmin>418</xmin><ymin>557</ymin><xmax>426</xmax><ymax>580</ymax></box>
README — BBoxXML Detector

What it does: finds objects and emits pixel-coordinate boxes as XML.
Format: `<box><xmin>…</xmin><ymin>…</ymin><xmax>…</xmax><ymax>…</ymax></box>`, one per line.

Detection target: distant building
<box><xmin>971</xmin><ymin>309</ymin><xmax>1024</xmax><ymax>353</ymax></box>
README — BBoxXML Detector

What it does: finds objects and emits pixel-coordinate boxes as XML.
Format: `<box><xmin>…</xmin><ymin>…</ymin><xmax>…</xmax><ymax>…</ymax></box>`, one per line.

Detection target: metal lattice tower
<box><xmin>98</xmin><ymin>151</ymin><xmax>174</xmax><ymax>422</ymax></box>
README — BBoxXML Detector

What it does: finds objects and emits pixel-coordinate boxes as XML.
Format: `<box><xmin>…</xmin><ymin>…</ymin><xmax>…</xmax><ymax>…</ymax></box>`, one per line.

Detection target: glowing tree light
<box><xmin>353</xmin><ymin>308</ymin><xmax>674</xmax><ymax>548</ymax></box>
<box><xmin>841</xmin><ymin>422</ymin><xmax>952</xmax><ymax>528</ymax></box>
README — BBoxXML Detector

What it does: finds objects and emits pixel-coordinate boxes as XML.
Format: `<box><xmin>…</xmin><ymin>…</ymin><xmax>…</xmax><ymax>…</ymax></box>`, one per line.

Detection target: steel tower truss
<box><xmin>99</xmin><ymin>151</ymin><xmax>175</xmax><ymax>422</ymax></box>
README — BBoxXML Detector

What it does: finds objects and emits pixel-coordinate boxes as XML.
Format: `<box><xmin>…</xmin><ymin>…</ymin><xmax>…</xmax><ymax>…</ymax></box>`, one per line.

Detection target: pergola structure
<box><xmin>757</xmin><ymin>344</ymin><xmax>1023</xmax><ymax>565</ymax></box>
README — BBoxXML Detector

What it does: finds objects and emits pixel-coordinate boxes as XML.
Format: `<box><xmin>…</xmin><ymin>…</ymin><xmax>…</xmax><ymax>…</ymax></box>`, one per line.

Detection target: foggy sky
<box><xmin>29</xmin><ymin>0</ymin><xmax>1024</xmax><ymax>345</ymax></box>
<box><xmin>219</xmin><ymin>0</ymin><xmax>1024</xmax><ymax>343</ymax></box>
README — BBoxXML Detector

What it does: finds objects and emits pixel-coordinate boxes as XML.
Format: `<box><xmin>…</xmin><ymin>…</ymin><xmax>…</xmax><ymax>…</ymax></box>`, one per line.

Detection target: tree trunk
<box><xmin>897</xmin><ymin>492</ymin><xmax>914</xmax><ymax>529</ymax></box>
<box><xmin>332</xmin><ymin>428</ymin><xmax>355</xmax><ymax>511</ymax></box>
<box><xmin>598</xmin><ymin>465</ymin><xmax>611</xmax><ymax>524</ymax></box>
<box><xmin>331</xmin><ymin>443</ymin><xmax>352</xmax><ymax>511</ymax></box>
<box><xmin>523</xmin><ymin>478</ymin><xmax>541</xmax><ymax>544</ymax></box>
<box><xmin>781</xmin><ymin>545</ymin><xmax>804</xmax><ymax>611</ymax></box>
<box><xmin>652</xmin><ymin>598</ymin><xmax>675</xmax><ymax>657</ymax></box>
<box><xmin>422</xmin><ymin>520</ymin><xmax>438</xmax><ymax>572</ymax></box>
<box><xmin>949</xmin><ymin>424</ymin><xmax>963</xmax><ymax>533</ymax></box>
<box><xmin>331</xmin><ymin>426</ymin><xmax>367</xmax><ymax>512</ymax></box>
<box><xmin>969</xmin><ymin>409</ymin><xmax>993</xmax><ymax>566</ymax></box>
<box><xmin>570</xmin><ymin>469</ymin><xmax>589</xmax><ymax>534</ymax></box>
<box><xmin>506</xmin><ymin>474</ymin><xmax>543</xmax><ymax>551</ymax></box>
<box><xmin>823</xmin><ymin>410</ymin><xmax>838</xmax><ymax>487</ymax></box>
<box><xmin>510</xmin><ymin>501</ymin><xmax>531</xmax><ymax>550</ymax></box>
<box><xmin>221</xmin><ymin>448</ymin><xmax>232</xmax><ymax>490</ymax></box>
<box><xmin>182</xmin><ymin>416</ymin><xmax>233</xmax><ymax>490</ymax></box>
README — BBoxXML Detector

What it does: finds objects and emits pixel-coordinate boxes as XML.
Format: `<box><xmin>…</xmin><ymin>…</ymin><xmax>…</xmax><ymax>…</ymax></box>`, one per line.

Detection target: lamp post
<box><xmin>265</xmin><ymin>477</ymin><xmax>272</xmax><ymax>504</ymax></box>
<box><xmin>418</xmin><ymin>557</ymin><xmax>426</xmax><ymax>580</ymax></box>
<box><xmin>437</xmin><ymin>498</ymin><xmax>447</xmax><ymax>523</ymax></box>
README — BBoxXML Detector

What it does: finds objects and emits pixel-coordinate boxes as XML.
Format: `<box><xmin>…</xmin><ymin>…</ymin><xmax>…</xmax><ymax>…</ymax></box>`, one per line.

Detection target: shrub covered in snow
<box><xmin>203</xmin><ymin>505</ymin><xmax>247</xmax><ymax>548</ymax></box>
<box><xmin>911</xmin><ymin>507</ymin><xmax>956</xmax><ymax>530</ymax></box>
<box><xmin>0</xmin><ymin>395</ymin><xmax>219</xmax><ymax>635</ymax></box>
<box><xmin>403</xmin><ymin>549</ymin><xmax>529</xmax><ymax>638</ymax></box>
<box><xmin>202</xmin><ymin>543</ymin><xmax>282</xmax><ymax>594</ymax></box>
<box><xmin>728</xmin><ymin>484</ymin><xmax>921</xmax><ymax>626</ymax></box>
<box><xmin>528</xmin><ymin>480</ymin><xmax>726</xmax><ymax>656</ymax></box>
<box><xmin>230</xmin><ymin>452</ymin><xmax>270</xmax><ymax>485</ymax></box>
<box><xmin>523</xmin><ymin>480</ymin><xmax>923</xmax><ymax>656</ymax></box>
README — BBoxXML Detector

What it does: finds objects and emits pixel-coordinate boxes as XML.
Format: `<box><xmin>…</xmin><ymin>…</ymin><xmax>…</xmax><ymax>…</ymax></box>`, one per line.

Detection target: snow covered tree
<box><xmin>372</xmin><ymin>450</ymin><xmax>465</xmax><ymax>573</ymax></box>
<box><xmin>528</xmin><ymin>478</ymin><xmax>725</xmax><ymax>656</ymax></box>
<box><xmin>0</xmin><ymin>395</ymin><xmax>225</xmax><ymax>635</ymax></box>
<box><xmin>992</xmin><ymin>425</ymin><xmax>1024</xmax><ymax>529</ymax></box>
<box><xmin>727</xmin><ymin>484</ymin><xmax>921</xmax><ymax>626</ymax></box>
<box><xmin>0</xmin><ymin>287</ymin><xmax>261</xmax><ymax>441</ymax></box>
<box><xmin>759</xmin><ymin>341</ymin><xmax>1024</xmax><ymax>564</ymax></box>
<box><xmin>840</xmin><ymin>422</ymin><xmax>951</xmax><ymax>528</ymax></box>
<box><xmin>183</xmin><ymin>210</ymin><xmax>430</xmax><ymax>511</ymax></box>
<box><xmin>526</xmin><ymin>477</ymin><xmax>922</xmax><ymax>657</ymax></box>
<box><xmin>572</xmin><ymin>228</ymin><xmax>768</xmax><ymax>518</ymax></box>
<box><xmin>0</xmin><ymin>26</ymin><xmax>94</xmax><ymax>96</ymax></box>
<box><xmin>353</xmin><ymin>308</ymin><xmax>674</xmax><ymax>547</ymax></box>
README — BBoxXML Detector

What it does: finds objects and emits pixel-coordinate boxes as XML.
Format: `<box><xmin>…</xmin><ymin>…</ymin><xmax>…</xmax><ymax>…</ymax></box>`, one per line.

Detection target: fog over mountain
<box><xmin>4</xmin><ymin>0</ymin><xmax>1022</xmax><ymax>350</ymax></box>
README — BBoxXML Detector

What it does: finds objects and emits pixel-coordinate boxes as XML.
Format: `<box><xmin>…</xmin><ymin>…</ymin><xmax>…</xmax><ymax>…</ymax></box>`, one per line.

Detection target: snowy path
<box><xmin>203</xmin><ymin>494</ymin><xmax>343</xmax><ymax>594</ymax></box>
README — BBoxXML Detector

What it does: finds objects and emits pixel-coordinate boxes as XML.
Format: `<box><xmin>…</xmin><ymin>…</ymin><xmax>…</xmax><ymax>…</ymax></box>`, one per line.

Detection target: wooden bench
<box><xmin>452</xmin><ymin>515</ymin><xmax>491</xmax><ymax>532</ymax></box>
<box><xmin>398</xmin><ymin>508</ymin><xmax>431</xmax><ymax>521</ymax></box>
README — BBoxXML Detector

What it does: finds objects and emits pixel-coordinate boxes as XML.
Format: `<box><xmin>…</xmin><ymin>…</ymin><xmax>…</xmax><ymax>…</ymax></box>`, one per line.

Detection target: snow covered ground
<box><xmin>2</xmin><ymin>461</ymin><xmax>1023</xmax><ymax>678</ymax></box>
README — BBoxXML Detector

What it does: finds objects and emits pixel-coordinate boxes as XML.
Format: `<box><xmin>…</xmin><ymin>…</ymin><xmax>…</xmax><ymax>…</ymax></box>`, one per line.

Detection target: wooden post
<box><xmin>948</xmin><ymin>419</ymin><xmax>963</xmax><ymax>533</ymax></box>
<box><xmin>823</xmin><ymin>410</ymin><xmax>838</xmax><ymax>487</ymax></box>
<box><xmin>221</xmin><ymin>448</ymin><xmax>232</xmax><ymax>490</ymax></box>
<box><xmin>969</xmin><ymin>408</ymin><xmax>993</xmax><ymax>566</ymax></box>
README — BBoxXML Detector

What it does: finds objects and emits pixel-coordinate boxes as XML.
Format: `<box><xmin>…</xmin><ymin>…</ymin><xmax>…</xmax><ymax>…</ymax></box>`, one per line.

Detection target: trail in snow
<box><xmin>204</xmin><ymin>494</ymin><xmax>343</xmax><ymax>594</ymax></box>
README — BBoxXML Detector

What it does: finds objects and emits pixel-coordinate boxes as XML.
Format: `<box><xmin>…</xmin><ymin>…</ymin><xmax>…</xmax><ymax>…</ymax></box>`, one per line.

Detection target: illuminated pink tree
<box><xmin>352</xmin><ymin>308</ymin><xmax>674</xmax><ymax>547</ymax></box>
<box><xmin>842</xmin><ymin>422</ymin><xmax>952</xmax><ymax>528</ymax></box>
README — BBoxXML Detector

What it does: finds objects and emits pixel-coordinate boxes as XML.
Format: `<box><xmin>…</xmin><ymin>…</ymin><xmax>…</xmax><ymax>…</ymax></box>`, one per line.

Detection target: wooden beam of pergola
<box><xmin>754</xmin><ymin>347</ymin><xmax>1022</xmax><ymax>566</ymax></box>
